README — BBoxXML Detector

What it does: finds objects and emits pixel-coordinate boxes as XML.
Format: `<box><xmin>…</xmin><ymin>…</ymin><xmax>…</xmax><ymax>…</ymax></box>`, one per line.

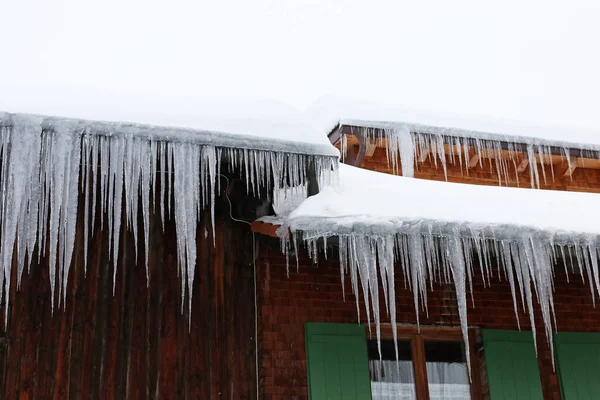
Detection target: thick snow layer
<box><xmin>288</xmin><ymin>164</ymin><xmax>600</xmax><ymax>238</ymax></box>
<box><xmin>306</xmin><ymin>95</ymin><xmax>600</xmax><ymax>151</ymax></box>
<box><xmin>0</xmin><ymin>86</ymin><xmax>338</xmax><ymax>157</ymax></box>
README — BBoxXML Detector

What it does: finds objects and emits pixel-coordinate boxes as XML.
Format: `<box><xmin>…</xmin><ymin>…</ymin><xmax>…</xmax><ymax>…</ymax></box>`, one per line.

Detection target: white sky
<box><xmin>2</xmin><ymin>0</ymin><xmax>600</xmax><ymax>130</ymax></box>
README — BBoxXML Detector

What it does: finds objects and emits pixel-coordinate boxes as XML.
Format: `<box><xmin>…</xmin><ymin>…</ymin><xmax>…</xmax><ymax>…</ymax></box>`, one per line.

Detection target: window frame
<box><xmin>367</xmin><ymin>324</ymin><xmax>482</xmax><ymax>400</ymax></box>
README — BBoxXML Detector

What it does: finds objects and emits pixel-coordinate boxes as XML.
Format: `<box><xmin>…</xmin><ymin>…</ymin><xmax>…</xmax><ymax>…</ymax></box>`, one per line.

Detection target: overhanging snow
<box><xmin>288</xmin><ymin>164</ymin><xmax>600</xmax><ymax>239</ymax></box>
<box><xmin>0</xmin><ymin>111</ymin><xmax>339</xmax><ymax>158</ymax></box>
<box><xmin>1</xmin><ymin>87</ymin><xmax>339</xmax><ymax>157</ymax></box>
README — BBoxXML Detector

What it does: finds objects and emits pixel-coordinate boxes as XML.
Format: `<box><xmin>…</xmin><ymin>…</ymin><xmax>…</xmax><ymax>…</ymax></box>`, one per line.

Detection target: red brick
<box><xmin>259</xmin><ymin>249</ymin><xmax>597</xmax><ymax>400</ymax></box>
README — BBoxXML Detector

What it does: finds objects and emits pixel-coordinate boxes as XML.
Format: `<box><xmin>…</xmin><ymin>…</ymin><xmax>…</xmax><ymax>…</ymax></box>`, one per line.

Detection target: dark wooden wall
<box><xmin>0</xmin><ymin>189</ymin><xmax>258</xmax><ymax>399</ymax></box>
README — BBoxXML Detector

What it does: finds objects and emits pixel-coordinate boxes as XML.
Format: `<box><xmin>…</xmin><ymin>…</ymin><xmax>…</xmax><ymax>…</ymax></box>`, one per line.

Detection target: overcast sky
<box><xmin>2</xmin><ymin>0</ymin><xmax>599</xmax><ymax>130</ymax></box>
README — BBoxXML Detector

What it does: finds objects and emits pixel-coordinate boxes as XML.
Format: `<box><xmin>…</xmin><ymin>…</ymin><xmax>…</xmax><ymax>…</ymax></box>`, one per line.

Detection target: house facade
<box><xmin>0</xmin><ymin>111</ymin><xmax>337</xmax><ymax>399</ymax></box>
<box><xmin>1</xmin><ymin>105</ymin><xmax>600</xmax><ymax>400</ymax></box>
<box><xmin>256</xmin><ymin>118</ymin><xmax>600</xmax><ymax>400</ymax></box>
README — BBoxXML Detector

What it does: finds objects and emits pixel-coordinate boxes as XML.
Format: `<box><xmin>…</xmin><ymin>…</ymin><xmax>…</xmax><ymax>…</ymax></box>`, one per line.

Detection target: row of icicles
<box><xmin>282</xmin><ymin>228</ymin><xmax>600</xmax><ymax>379</ymax></box>
<box><xmin>3</xmin><ymin>114</ymin><xmax>598</xmax><ymax>382</ymax></box>
<box><xmin>340</xmin><ymin>128</ymin><xmax>600</xmax><ymax>188</ymax></box>
<box><xmin>0</xmin><ymin>117</ymin><xmax>337</xmax><ymax>324</ymax></box>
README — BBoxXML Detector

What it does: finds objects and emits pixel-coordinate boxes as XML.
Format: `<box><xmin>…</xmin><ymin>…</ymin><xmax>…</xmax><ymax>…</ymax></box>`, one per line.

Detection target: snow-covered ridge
<box><xmin>0</xmin><ymin>111</ymin><xmax>339</xmax><ymax>157</ymax></box>
<box><xmin>0</xmin><ymin>112</ymin><xmax>337</xmax><ymax>326</ymax></box>
<box><xmin>283</xmin><ymin>164</ymin><xmax>600</xmax><ymax>375</ymax></box>
<box><xmin>306</xmin><ymin>95</ymin><xmax>600</xmax><ymax>150</ymax></box>
<box><xmin>306</xmin><ymin>96</ymin><xmax>600</xmax><ymax>186</ymax></box>
<box><xmin>0</xmin><ymin>86</ymin><xmax>338</xmax><ymax>156</ymax></box>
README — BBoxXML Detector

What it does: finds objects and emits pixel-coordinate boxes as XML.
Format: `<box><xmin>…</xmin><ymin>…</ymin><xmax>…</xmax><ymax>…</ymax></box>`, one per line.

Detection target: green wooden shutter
<box><xmin>305</xmin><ymin>323</ymin><xmax>372</xmax><ymax>400</ymax></box>
<box><xmin>555</xmin><ymin>332</ymin><xmax>600</xmax><ymax>399</ymax></box>
<box><xmin>482</xmin><ymin>329</ymin><xmax>544</xmax><ymax>400</ymax></box>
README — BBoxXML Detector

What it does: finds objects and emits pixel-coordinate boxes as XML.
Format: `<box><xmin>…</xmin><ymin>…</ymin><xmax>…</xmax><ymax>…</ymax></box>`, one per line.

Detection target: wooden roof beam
<box><xmin>559</xmin><ymin>156</ymin><xmax>578</xmax><ymax>178</ymax></box>
<box><xmin>251</xmin><ymin>221</ymin><xmax>281</xmax><ymax>238</ymax></box>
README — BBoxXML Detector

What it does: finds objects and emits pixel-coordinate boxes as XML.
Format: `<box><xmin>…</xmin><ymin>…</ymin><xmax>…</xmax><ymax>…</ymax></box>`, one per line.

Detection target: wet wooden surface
<box><xmin>0</xmin><ymin>194</ymin><xmax>257</xmax><ymax>399</ymax></box>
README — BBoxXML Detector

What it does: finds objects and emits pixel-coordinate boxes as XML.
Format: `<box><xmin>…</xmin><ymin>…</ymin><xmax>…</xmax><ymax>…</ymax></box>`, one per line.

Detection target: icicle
<box><xmin>455</xmin><ymin>137</ymin><xmax>464</xmax><ymax>175</ymax></box>
<box><xmin>160</xmin><ymin>141</ymin><xmax>167</xmax><ymax>230</ymax></box>
<box><xmin>449</xmin><ymin>231</ymin><xmax>471</xmax><ymax>378</ymax></box>
<box><xmin>436</xmin><ymin>135</ymin><xmax>448</xmax><ymax>180</ymax></box>
<box><xmin>408</xmin><ymin>231</ymin><xmax>426</xmax><ymax>329</ymax></box>
<box><xmin>141</xmin><ymin>140</ymin><xmax>152</xmax><ymax>283</ymax></box>
<box><xmin>348</xmin><ymin>237</ymin><xmax>361</xmax><ymax>323</ymax></box>
<box><xmin>339</xmin><ymin>236</ymin><xmax>347</xmax><ymax>301</ymax></box>
<box><xmin>564</xmin><ymin>148</ymin><xmax>574</xmax><ymax>179</ymax></box>
<box><xmin>99</xmin><ymin>137</ymin><xmax>109</xmax><ymax>228</ymax></box>
<box><xmin>1</xmin><ymin>119</ymin><xmax>42</xmax><ymax>317</ymax></box>
<box><xmin>463</xmin><ymin>139</ymin><xmax>471</xmax><ymax>176</ymax></box>
<box><xmin>537</xmin><ymin>145</ymin><xmax>548</xmax><ymax>185</ymax></box>
<box><xmin>381</xmin><ymin>236</ymin><xmax>398</xmax><ymax>362</ymax></box>
<box><xmin>397</xmin><ymin>127</ymin><xmax>414</xmax><ymax>178</ymax></box>
<box><xmin>463</xmin><ymin>238</ymin><xmax>475</xmax><ymax>307</ymax></box>
<box><xmin>500</xmin><ymin>241</ymin><xmax>521</xmax><ymax>329</ymax></box>
<box><xmin>526</xmin><ymin>144</ymin><xmax>540</xmax><ymax>189</ymax></box>
<box><xmin>203</xmin><ymin>146</ymin><xmax>218</xmax><ymax>243</ymax></box>
<box><xmin>60</xmin><ymin>128</ymin><xmax>82</xmax><ymax>307</ymax></box>
<box><xmin>110</xmin><ymin>136</ymin><xmax>125</xmax><ymax>296</ymax></box>
<box><xmin>83</xmin><ymin>134</ymin><xmax>92</xmax><ymax>276</ymax></box>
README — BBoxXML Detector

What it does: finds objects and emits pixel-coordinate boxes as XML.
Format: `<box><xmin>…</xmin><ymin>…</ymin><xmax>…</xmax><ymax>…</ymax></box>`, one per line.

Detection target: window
<box><xmin>368</xmin><ymin>339</ymin><xmax>416</xmax><ymax>398</ymax></box>
<box><xmin>305</xmin><ymin>323</ymin><xmax>478</xmax><ymax>400</ymax></box>
<box><xmin>366</xmin><ymin>328</ymin><xmax>473</xmax><ymax>400</ymax></box>
<box><xmin>424</xmin><ymin>341</ymin><xmax>470</xmax><ymax>399</ymax></box>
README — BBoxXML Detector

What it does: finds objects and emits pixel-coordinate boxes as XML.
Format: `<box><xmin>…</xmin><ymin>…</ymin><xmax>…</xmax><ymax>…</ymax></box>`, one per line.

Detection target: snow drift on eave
<box><xmin>1</xmin><ymin>86</ymin><xmax>338</xmax><ymax>155</ymax></box>
<box><xmin>306</xmin><ymin>95</ymin><xmax>600</xmax><ymax>187</ymax></box>
<box><xmin>0</xmin><ymin>112</ymin><xmax>338</xmax><ymax>325</ymax></box>
<box><xmin>281</xmin><ymin>164</ymin><xmax>600</xmax><ymax>376</ymax></box>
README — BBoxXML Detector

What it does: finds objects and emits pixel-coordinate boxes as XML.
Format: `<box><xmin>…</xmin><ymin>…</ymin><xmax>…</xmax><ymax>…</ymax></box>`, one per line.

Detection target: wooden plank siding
<box><xmin>0</xmin><ymin>175</ymin><xmax>258</xmax><ymax>399</ymax></box>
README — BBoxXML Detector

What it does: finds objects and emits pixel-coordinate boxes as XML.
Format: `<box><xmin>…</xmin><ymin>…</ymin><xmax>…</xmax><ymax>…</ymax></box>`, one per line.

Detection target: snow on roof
<box><xmin>284</xmin><ymin>164</ymin><xmax>600</xmax><ymax>374</ymax></box>
<box><xmin>0</xmin><ymin>85</ymin><xmax>338</xmax><ymax>157</ymax></box>
<box><xmin>305</xmin><ymin>95</ymin><xmax>600</xmax><ymax>151</ymax></box>
<box><xmin>287</xmin><ymin>163</ymin><xmax>600</xmax><ymax>240</ymax></box>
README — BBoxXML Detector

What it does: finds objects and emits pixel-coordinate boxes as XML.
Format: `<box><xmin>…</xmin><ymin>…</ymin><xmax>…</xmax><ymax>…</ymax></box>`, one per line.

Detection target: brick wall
<box><xmin>358</xmin><ymin>146</ymin><xmax>600</xmax><ymax>193</ymax></box>
<box><xmin>259</xmin><ymin>243</ymin><xmax>600</xmax><ymax>400</ymax></box>
<box><xmin>258</xmin><ymin>141</ymin><xmax>600</xmax><ymax>399</ymax></box>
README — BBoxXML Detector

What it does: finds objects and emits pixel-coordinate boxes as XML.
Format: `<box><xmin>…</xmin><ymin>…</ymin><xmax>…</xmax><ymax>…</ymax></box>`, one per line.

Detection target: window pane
<box><xmin>424</xmin><ymin>341</ymin><xmax>471</xmax><ymax>400</ymax></box>
<box><xmin>368</xmin><ymin>339</ymin><xmax>416</xmax><ymax>400</ymax></box>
